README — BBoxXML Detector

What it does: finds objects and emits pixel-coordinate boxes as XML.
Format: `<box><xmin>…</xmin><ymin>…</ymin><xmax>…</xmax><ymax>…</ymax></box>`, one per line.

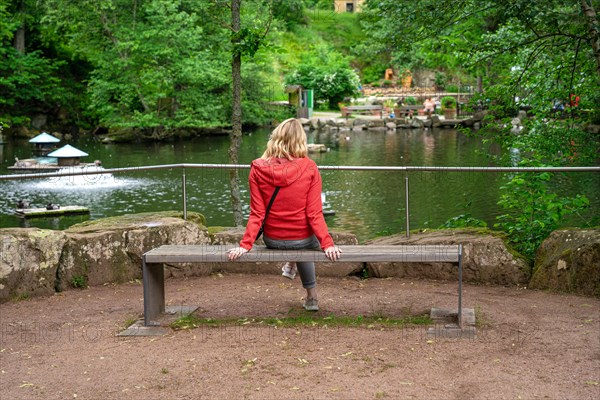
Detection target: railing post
<box><xmin>182</xmin><ymin>166</ymin><xmax>187</xmax><ymax>220</ymax></box>
<box><xmin>405</xmin><ymin>174</ymin><xmax>410</xmax><ymax>238</ymax></box>
<box><xmin>458</xmin><ymin>244</ymin><xmax>463</xmax><ymax>328</ymax></box>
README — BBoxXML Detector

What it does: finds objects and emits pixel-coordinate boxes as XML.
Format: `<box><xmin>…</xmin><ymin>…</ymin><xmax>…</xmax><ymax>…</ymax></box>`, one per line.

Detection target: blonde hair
<box><xmin>261</xmin><ymin>118</ymin><xmax>308</xmax><ymax>160</ymax></box>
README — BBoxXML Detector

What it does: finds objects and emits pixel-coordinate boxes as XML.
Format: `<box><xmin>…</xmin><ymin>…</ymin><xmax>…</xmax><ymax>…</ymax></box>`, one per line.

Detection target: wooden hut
<box><xmin>47</xmin><ymin>144</ymin><xmax>88</xmax><ymax>166</ymax></box>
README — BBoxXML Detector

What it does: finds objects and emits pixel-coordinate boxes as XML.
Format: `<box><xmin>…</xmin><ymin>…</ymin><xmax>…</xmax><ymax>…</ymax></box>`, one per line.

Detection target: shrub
<box><xmin>403</xmin><ymin>96</ymin><xmax>417</xmax><ymax>105</ymax></box>
<box><xmin>440</xmin><ymin>214</ymin><xmax>487</xmax><ymax>229</ymax></box>
<box><xmin>434</xmin><ymin>72</ymin><xmax>446</xmax><ymax>89</ymax></box>
<box><xmin>441</xmin><ymin>96</ymin><xmax>457</xmax><ymax>110</ymax></box>
<box><xmin>285</xmin><ymin>45</ymin><xmax>360</xmax><ymax>109</ymax></box>
<box><xmin>494</xmin><ymin>171</ymin><xmax>590</xmax><ymax>260</ymax></box>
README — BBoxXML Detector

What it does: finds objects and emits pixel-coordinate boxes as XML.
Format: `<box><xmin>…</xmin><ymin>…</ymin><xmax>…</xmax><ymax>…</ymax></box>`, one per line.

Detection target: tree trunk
<box><xmin>14</xmin><ymin>28</ymin><xmax>25</xmax><ymax>53</ymax></box>
<box><xmin>229</xmin><ymin>0</ymin><xmax>244</xmax><ymax>227</ymax></box>
<box><xmin>476</xmin><ymin>75</ymin><xmax>483</xmax><ymax>93</ymax></box>
<box><xmin>14</xmin><ymin>0</ymin><xmax>25</xmax><ymax>53</ymax></box>
<box><xmin>581</xmin><ymin>0</ymin><xmax>600</xmax><ymax>80</ymax></box>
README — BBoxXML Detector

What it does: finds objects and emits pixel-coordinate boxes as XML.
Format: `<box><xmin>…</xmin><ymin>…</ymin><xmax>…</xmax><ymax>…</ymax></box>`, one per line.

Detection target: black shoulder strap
<box><xmin>256</xmin><ymin>187</ymin><xmax>280</xmax><ymax>240</ymax></box>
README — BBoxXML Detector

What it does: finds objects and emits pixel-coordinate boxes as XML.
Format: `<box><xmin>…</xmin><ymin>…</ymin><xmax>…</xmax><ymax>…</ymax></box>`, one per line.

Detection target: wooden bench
<box><xmin>394</xmin><ymin>105</ymin><xmax>426</xmax><ymax>117</ymax></box>
<box><xmin>343</xmin><ymin>105</ymin><xmax>383</xmax><ymax>118</ymax></box>
<box><xmin>142</xmin><ymin>244</ymin><xmax>464</xmax><ymax>327</ymax></box>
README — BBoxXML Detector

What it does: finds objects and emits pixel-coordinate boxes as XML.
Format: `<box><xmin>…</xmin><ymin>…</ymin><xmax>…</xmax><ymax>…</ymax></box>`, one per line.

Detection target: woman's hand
<box><xmin>324</xmin><ymin>246</ymin><xmax>342</xmax><ymax>261</ymax></box>
<box><xmin>227</xmin><ymin>247</ymin><xmax>248</xmax><ymax>261</ymax></box>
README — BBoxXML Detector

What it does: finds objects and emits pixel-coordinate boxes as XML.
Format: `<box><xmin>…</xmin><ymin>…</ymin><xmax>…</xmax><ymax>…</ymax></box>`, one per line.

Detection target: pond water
<box><xmin>1</xmin><ymin>127</ymin><xmax>598</xmax><ymax>241</ymax></box>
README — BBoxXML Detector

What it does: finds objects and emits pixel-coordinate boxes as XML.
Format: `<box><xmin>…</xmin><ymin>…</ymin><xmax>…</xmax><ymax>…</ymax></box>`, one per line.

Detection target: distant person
<box><xmin>227</xmin><ymin>118</ymin><xmax>342</xmax><ymax>311</ymax></box>
<box><xmin>423</xmin><ymin>98</ymin><xmax>435</xmax><ymax>115</ymax></box>
<box><xmin>569</xmin><ymin>94</ymin><xmax>579</xmax><ymax>108</ymax></box>
<box><xmin>552</xmin><ymin>99</ymin><xmax>564</xmax><ymax>115</ymax></box>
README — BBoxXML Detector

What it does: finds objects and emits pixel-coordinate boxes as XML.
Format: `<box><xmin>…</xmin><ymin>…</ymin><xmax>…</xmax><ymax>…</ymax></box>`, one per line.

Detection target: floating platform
<box><xmin>8</xmin><ymin>158</ymin><xmax>100</xmax><ymax>172</ymax></box>
<box><xmin>307</xmin><ymin>143</ymin><xmax>328</xmax><ymax>153</ymax></box>
<box><xmin>14</xmin><ymin>206</ymin><xmax>90</xmax><ymax>218</ymax></box>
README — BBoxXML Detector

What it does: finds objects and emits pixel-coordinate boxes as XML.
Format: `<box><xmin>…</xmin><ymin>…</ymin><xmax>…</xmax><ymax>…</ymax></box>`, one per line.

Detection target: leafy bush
<box><xmin>71</xmin><ymin>275</ymin><xmax>87</xmax><ymax>289</ymax></box>
<box><xmin>494</xmin><ymin>171</ymin><xmax>590</xmax><ymax>260</ymax></box>
<box><xmin>446</xmin><ymin>84</ymin><xmax>459</xmax><ymax>93</ymax></box>
<box><xmin>403</xmin><ymin>96</ymin><xmax>417</xmax><ymax>105</ymax></box>
<box><xmin>382</xmin><ymin>79</ymin><xmax>393</xmax><ymax>87</ymax></box>
<box><xmin>285</xmin><ymin>46</ymin><xmax>360</xmax><ymax>109</ymax></box>
<box><xmin>434</xmin><ymin>72</ymin><xmax>446</xmax><ymax>89</ymax></box>
<box><xmin>361</xmin><ymin>63</ymin><xmax>387</xmax><ymax>84</ymax></box>
<box><xmin>272</xmin><ymin>0</ymin><xmax>307</xmax><ymax>28</ymax></box>
<box><xmin>440</xmin><ymin>214</ymin><xmax>487</xmax><ymax>229</ymax></box>
<box><xmin>441</xmin><ymin>96</ymin><xmax>457</xmax><ymax>110</ymax></box>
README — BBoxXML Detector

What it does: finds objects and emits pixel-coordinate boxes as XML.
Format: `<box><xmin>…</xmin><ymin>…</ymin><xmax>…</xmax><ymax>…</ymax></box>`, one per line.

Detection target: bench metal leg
<box><xmin>143</xmin><ymin>258</ymin><xmax>165</xmax><ymax>326</ymax></box>
<box><xmin>458</xmin><ymin>244</ymin><xmax>463</xmax><ymax>328</ymax></box>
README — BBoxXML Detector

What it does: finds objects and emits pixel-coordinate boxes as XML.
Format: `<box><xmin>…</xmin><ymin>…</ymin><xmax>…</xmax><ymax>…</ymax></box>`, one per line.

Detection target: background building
<box><xmin>334</xmin><ymin>0</ymin><xmax>364</xmax><ymax>13</ymax></box>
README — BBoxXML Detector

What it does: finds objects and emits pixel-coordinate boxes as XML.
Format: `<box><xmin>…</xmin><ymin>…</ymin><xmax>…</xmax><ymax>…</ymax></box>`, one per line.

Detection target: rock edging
<box><xmin>366</xmin><ymin>229</ymin><xmax>531</xmax><ymax>285</ymax></box>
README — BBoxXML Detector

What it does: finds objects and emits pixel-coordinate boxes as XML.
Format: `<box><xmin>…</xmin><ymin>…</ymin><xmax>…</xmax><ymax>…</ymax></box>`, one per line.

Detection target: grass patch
<box><xmin>171</xmin><ymin>311</ymin><xmax>432</xmax><ymax>331</ymax></box>
<box><xmin>71</xmin><ymin>275</ymin><xmax>87</xmax><ymax>289</ymax></box>
<box><xmin>11</xmin><ymin>292</ymin><xmax>30</xmax><ymax>302</ymax></box>
<box><xmin>121</xmin><ymin>315</ymin><xmax>140</xmax><ymax>330</ymax></box>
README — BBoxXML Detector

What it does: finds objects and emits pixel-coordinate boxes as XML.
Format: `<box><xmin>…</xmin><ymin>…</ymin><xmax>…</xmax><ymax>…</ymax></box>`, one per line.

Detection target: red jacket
<box><xmin>239</xmin><ymin>157</ymin><xmax>334</xmax><ymax>250</ymax></box>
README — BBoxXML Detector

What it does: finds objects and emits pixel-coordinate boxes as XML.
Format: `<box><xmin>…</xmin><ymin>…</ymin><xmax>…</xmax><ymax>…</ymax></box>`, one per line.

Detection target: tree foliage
<box><xmin>362</xmin><ymin>0</ymin><xmax>599</xmax><ymax>98</ymax></box>
<box><xmin>285</xmin><ymin>45</ymin><xmax>360</xmax><ymax>108</ymax></box>
<box><xmin>0</xmin><ymin>0</ymin><xmax>80</xmax><ymax>127</ymax></box>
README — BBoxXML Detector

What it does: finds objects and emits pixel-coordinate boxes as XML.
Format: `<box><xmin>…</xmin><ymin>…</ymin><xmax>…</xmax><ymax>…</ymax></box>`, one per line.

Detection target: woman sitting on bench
<box><xmin>227</xmin><ymin>118</ymin><xmax>342</xmax><ymax>311</ymax></box>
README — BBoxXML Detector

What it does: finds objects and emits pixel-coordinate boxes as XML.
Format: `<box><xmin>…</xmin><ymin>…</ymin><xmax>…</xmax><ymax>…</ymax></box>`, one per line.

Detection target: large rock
<box><xmin>368</xmin><ymin>119</ymin><xmax>385</xmax><ymax>128</ymax></box>
<box><xmin>365</xmin><ymin>229</ymin><xmax>530</xmax><ymax>285</ymax></box>
<box><xmin>529</xmin><ymin>229</ymin><xmax>600</xmax><ymax>296</ymax></box>
<box><xmin>209</xmin><ymin>228</ymin><xmax>361</xmax><ymax>277</ymax></box>
<box><xmin>59</xmin><ymin>211</ymin><xmax>210</xmax><ymax>289</ymax></box>
<box><xmin>0</xmin><ymin>228</ymin><xmax>67</xmax><ymax>301</ymax></box>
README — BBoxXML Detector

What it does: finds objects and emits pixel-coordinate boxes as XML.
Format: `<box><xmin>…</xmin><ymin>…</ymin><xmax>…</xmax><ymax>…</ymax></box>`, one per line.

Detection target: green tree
<box><xmin>285</xmin><ymin>45</ymin><xmax>359</xmax><ymax>109</ymax></box>
<box><xmin>0</xmin><ymin>0</ymin><xmax>76</xmax><ymax>128</ymax></box>
<box><xmin>42</xmin><ymin>0</ymin><xmax>234</xmax><ymax>137</ymax></box>
<box><xmin>206</xmin><ymin>0</ymin><xmax>273</xmax><ymax>226</ymax></box>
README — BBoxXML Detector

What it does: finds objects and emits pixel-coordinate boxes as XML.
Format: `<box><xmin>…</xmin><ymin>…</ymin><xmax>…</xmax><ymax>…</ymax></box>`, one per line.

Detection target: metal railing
<box><xmin>2</xmin><ymin>164</ymin><xmax>599</xmax><ymax>237</ymax></box>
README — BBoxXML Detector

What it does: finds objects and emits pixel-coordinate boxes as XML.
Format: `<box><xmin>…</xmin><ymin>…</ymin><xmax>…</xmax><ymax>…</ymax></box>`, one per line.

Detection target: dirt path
<box><xmin>1</xmin><ymin>274</ymin><xmax>599</xmax><ymax>399</ymax></box>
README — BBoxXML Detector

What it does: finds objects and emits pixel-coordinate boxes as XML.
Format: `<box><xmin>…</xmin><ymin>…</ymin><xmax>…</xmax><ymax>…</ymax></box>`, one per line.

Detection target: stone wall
<box><xmin>1</xmin><ymin>212</ymin><xmax>210</xmax><ymax>301</ymax></box>
<box><xmin>2</xmin><ymin>214</ymin><xmax>597</xmax><ymax>302</ymax></box>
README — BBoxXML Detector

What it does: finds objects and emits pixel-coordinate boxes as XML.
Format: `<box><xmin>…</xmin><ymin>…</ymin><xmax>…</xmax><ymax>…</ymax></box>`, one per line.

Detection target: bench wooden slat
<box><xmin>346</xmin><ymin>105</ymin><xmax>383</xmax><ymax>111</ymax></box>
<box><xmin>144</xmin><ymin>245</ymin><xmax>461</xmax><ymax>263</ymax></box>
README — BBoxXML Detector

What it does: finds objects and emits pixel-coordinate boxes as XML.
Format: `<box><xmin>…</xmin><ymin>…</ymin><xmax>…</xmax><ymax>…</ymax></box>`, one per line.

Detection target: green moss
<box><xmin>171</xmin><ymin>312</ymin><xmax>432</xmax><ymax>330</ymax></box>
<box><xmin>28</xmin><ymin>229</ymin><xmax>56</xmax><ymax>239</ymax></box>
<box><xmin>11</xmin><ymin>292</ymin><xmax>30</xmax><ymax>301</ymax></box>
<box><xmin>66</xmin><ymin>211</ymin><xmax>206</xmax><ymax>233</ymax></box>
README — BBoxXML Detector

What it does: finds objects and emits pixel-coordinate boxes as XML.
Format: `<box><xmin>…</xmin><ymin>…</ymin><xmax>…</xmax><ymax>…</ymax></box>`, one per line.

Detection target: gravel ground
<box><xmin>1</xmin><ymin>273</ymin><xmax>599</xmax><ymax>400</ymax></box>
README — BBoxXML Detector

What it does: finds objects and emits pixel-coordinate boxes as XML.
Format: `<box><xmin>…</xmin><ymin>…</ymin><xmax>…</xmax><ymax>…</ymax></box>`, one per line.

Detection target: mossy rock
<box><xmin>366</xmin><ymin>228</ymin><xmax>530</xmax><ymax>285</ymax></box>
<box><xmin>530</xmin><ymin>229</ymin><xmax>600</xmax><ymax>297</ymax></box>
<box><xmin>0</xmin><ymin>228</ymin><xmax>68</xmax><ymax>302</ymax></box>
<box><xmin>67</xmin><ymin>211</ymin><xmax>206</xmax><ymax>233</ymax></box>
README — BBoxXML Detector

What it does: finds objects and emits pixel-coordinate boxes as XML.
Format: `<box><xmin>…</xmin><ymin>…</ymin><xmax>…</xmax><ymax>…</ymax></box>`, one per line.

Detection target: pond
<box><xmin>1</xmin><ymin>127</ymin><xmax>598</xmax><ymax>242</ymax></box>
